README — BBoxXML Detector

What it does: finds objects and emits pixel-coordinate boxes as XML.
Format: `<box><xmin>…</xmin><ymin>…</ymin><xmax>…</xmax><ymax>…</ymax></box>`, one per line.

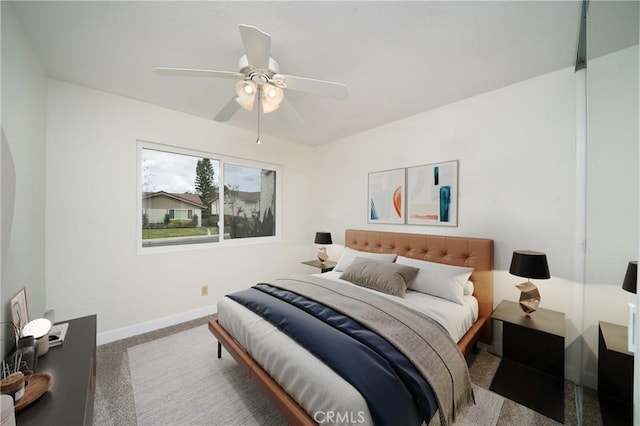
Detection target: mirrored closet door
<box><xmin>583</xmin><ymin>2</ymin><xmax>639</xmax><ymax>424</ymax></box>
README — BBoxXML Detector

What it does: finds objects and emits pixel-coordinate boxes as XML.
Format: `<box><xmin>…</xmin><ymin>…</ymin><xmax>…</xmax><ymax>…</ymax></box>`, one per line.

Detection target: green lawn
<box><xmin>142</xmin><ymin>227</ymin><xmax>218</xmax><ymax>240</ymax></box>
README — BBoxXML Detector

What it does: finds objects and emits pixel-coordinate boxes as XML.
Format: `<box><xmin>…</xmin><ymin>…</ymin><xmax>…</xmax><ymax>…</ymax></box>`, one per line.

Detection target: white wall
<box><xmin>583</xmin><ymin>45</ymin><xmax>639</xmax><ymax>388</ymax></box>
<box><xmin>0</xmin><ymin>3</ymin><xmax>48</xmax><ymax>339</ymax></box>
<box><xmin>313</xmin><ymin>67</ymin><xmax>583</xmax><ymax>381</ymax></box>
<box><xmin>44</xmin><ymin>80</ymin><xmax>316</xmax><ymax>342</ymax></box>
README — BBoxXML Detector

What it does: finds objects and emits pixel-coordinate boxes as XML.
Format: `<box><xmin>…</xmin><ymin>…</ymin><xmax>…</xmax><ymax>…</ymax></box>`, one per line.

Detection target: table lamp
<box><xmin>622</xmin><ymin>261</ymin><xmax>637</xmax><ymax>352</ymax></box>
<box><xmin>509</xmin><ymin>250</ymin><xmax>550</xmax><ymax>316</ymax></box>
<box><xmin>314</xmin><ymin>232</ymin><xmax>332</xmax><ymax>264</ymax></box>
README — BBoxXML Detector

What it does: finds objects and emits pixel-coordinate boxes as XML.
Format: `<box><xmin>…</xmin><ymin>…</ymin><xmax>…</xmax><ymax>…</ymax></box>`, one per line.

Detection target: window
<box><xmin>169</xmin><ymin>209</ymin><xmax>193</xmax><ymax>220</ymax></box>
<box><xmin>138</xmin><ymin>141</ymin><xmax>280</xmax><ymax>250</ymax></box>
<box><xmin>224</xmin><ymin>163</ymin><xmax>276</xmax><ymax>239</ymax></box>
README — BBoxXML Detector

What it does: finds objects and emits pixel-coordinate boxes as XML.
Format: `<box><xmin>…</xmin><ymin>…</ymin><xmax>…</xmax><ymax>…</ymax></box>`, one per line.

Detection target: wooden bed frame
<box><xmin>208</xmin><ymin>229</ymin><xmax>494</xmax><ymax>425</ymax></box>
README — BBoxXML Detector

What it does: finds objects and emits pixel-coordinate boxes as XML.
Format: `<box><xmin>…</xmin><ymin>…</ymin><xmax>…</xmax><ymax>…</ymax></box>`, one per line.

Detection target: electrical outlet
<box><xmin>201</xmin><ymin>285</ymin><xmax>208</xmax><ymax>296</ymax></box>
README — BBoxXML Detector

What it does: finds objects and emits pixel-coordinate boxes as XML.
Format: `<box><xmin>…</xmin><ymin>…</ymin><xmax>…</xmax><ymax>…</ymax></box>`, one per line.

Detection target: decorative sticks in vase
<box><xmin>1</xmin><ymin>358</ymin><xmax>25</xmax><ymax>402</ymax></box>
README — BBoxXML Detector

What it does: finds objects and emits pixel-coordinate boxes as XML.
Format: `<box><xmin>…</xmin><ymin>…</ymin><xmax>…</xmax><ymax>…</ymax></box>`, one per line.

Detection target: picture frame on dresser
<box><xmin>407</xmin><ymin>160</ymin><xmax>458</xmax><ymax>226</ymax></box>
<box><xmin>10</xmin><ymin>287</ymin><xmax>29</xmax><ymax>333</ymax></box>
<box><xmin>368</xmin><ymin>168</ymin><xmax>405</xmax><ymax>224</ymax></box>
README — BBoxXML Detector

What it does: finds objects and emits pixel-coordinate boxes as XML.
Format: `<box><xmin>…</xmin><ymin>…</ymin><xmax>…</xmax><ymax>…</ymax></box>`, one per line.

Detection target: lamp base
<box><xmin>516</xmin><ymin>281</ymin><xmax>540</xmax><ymax>316</ymax></box>
<box><xmin>317</xmin><ymin>247</ymin><xmax>328</xmax><ymax>264</ymax></box>
<box><xmin>628</xmin><ymin>303</ymin><xmax>636</xmax><ymax>352</ymax></box>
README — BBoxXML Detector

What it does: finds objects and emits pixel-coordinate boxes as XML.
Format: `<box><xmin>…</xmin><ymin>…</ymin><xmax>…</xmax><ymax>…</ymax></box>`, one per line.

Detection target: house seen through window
<box><xmin>140</xmin><ymin>145</ymin><xmax>277</xmax><ymax>249</ymax></box>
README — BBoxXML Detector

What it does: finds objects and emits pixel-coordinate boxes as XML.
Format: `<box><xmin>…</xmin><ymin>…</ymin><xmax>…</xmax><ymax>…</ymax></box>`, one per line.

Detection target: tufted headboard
<box><xmin>345</xmin><ymin>229</ymin><xmax>494</xmax><ymax>347</ymax></box>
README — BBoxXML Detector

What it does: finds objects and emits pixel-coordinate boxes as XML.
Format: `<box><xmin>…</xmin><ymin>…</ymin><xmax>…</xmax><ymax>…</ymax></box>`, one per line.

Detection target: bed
<box><xmin>208</xmin><ymin>229</ymin><xmax>494</xmax><ymax>425</ymax></box>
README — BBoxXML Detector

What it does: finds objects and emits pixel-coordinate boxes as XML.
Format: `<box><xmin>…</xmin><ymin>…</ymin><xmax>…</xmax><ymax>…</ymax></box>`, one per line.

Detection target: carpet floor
<box><xmin>94</xmin><ymin>317</ymin><xmax>602</xmax><ymax>426</ymax></box>
<box><xmin>129</xmin><ymin>325</ymin><xmax>284</xmax><ymax>426</ymax></box>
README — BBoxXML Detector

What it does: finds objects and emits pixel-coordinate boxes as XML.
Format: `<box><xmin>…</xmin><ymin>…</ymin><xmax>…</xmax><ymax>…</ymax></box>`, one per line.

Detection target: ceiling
<box><xmin>10</xmin><ymin>1</ymin><xmax>639</xmax><ymax>146</ymax></box>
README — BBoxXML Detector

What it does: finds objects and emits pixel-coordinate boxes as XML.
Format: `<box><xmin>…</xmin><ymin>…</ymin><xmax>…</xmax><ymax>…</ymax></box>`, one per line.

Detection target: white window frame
<box><xmin>137</xmin><ymin>140</ymin><xmax>282</xmax><ymax>254</ymax></box>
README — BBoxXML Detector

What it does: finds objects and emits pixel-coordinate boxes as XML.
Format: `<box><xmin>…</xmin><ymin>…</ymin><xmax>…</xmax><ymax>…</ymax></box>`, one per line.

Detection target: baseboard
<box><xmin>565</xmin><ymin>363</ymin><xmax>578</xmax><ymax>385</ymax></box>
<box><xmin>97</xmin><ymin>305</ymin><xmax>217</xmax><ymax>345</ymax></box>
<box><xmin>582</xmin><ymin>370</ymin><xmax>597</xmax><ymax>390</ymax></box>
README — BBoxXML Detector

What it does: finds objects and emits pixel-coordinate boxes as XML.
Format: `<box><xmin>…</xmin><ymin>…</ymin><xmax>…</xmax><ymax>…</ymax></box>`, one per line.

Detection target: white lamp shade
<box><xmin>236</xmin><ymin>80</ymin><xmax>256</xmax><ymax>96</ymax></box>
<box><xmin>261</xmin><ymin>101</ymin><xmax>280</xmax><ymax>114</ymax></box>
<box><xmin>261</xmin><ymin>83</ymin><xmax>284</xmax><ymax>113</ymax></box>
<box><xmin>235</xmin><ymin>81</ymin><xmax>256</xmax><ymax>111</ymax></box>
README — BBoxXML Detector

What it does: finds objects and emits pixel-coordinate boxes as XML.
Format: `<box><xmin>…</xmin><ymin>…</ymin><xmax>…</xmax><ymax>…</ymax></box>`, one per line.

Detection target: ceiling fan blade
<box><xmin>213</xmin><ymin>96</ymin><xmax>241</xmax><ymax>122</ymax></box>
<box><xmin>153</xmin><ymin>67</ymin><xmax>243</xmax><ymax>80</ymax></box>
<box><xmin>276</xmin><ymin>74</ymin><xmax>348</xmax><ymax>100</ymax></box>
<box><xmin>277</xmin><ymin>97</ymin><xmax>304</xmax><ymax>129</ymax></box>
<box><xmin>239</xmin><ymin>24</ymin><xmax>271</xmax><ymax>70</ymax></box>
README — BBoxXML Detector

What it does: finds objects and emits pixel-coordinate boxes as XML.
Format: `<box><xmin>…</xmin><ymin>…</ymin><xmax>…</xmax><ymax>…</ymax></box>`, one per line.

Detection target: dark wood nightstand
<box><xmin>302</xmin><ymin>259</ymin><xmax>336</xmax><ymax>273</ymax></box>
<box><xmin>489</xmin><ymin>300</ymin><xmax>565</xmax><ymax>423</ymax></box>
<box><xmin>598</xmin><ymin>321</ymin><xmax>633</xmax><ymax>425</ymax></box>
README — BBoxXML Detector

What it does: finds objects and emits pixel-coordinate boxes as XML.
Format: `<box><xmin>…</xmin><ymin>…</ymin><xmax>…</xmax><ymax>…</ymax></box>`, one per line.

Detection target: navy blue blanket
<box><xmin>227</xmin><ymin>283</ymin><xmax>438</xmax><ymax>425</ymax></box>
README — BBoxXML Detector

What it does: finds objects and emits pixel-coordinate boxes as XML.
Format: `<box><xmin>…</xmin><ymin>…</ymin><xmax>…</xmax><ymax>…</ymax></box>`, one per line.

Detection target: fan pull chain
<box><xmin>256</xmin><ymin>87</ymin><xmax>262</xmax><ymax>145</ymax></box>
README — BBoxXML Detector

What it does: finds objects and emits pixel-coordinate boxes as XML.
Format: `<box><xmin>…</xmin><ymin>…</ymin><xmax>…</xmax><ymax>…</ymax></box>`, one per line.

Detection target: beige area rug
<box><xmin>129</xmin><ymin>324</ymin><xmax>504</xmax><ymax>426</ymax></box>
<box><xmin>428</xmin><ymin>385</ymin><xmax>504</xmax><ymax>426</ymax></box>
<box><xmin>128</xmin><ymin>325</ymin><xmax>284</xmax><ymax>426</ymax></box>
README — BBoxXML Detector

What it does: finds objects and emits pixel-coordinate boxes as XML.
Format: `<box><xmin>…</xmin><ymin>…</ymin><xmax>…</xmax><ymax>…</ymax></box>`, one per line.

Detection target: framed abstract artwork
<box><xmin>407</xmin><ymin>160</ymin><xmax>458</xmax><ymax>226</ymax></box>
<box><xmin>10</xmin><ymin>287</ymin><xmax>29</xmax><ymax>333</ymax></box>
<box><xmin>368</xmin><ymin>168</ymin><xmax>405</xmax><ymax>224</ymax></box>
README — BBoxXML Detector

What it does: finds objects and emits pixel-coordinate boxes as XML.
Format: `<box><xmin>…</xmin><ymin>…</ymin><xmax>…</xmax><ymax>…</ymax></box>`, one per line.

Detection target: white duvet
<box><xmin>217</xmin><ymin>273</ymin><xmax>478</xmax><ymax>426</ymax></box>
<box><xmin>318</xmin><ymin>271</ymin><xmax>478</xmax><ymax>342</ymax></box>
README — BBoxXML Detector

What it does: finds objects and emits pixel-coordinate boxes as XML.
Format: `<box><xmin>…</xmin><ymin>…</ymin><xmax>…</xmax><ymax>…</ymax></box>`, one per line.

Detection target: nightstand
<box><xmin>302</xmin><ymin>259</ymin><xmax>336</xmax><ymax>273</ymax></box>
<box><xmin>598</xmin><ymin>321</ymin><xmax>633</xmax><ymax>425</ymax></box>
<box><xmin>489</xmin><ymin>300</ymin><xmax>565</xmax><ymax>422</ymax></box>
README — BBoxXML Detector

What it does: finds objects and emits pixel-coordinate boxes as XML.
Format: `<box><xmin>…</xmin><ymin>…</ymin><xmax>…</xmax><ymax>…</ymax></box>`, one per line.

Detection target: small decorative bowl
<box><xmin>1</xmin><ymin>372</ymin><xmax>25</xmax><ymax>402</ymax></box>
<box><xmin>22</xmin><ymin>318</ymin><xmax>52</xmax><ymax>357</ymax></box>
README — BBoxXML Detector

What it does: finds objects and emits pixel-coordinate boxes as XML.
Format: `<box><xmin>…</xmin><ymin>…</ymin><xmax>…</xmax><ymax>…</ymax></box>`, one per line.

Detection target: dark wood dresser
<box><xmin>17</xmin><ymin>314</ymin><xmax>96</xmax><ymax>426</ymax></box>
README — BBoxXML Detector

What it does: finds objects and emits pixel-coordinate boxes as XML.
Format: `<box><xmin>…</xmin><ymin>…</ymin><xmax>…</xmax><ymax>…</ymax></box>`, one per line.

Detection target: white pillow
<box><xmin>334</xmin><ymin>247</ymin><xmax>397</xmax><ymax>272</ymax></box>
<box><xmin>395</xmin><ymin>256</ymin><xmax>474</xmax><ymax>305</ymax></box>
<box><xmin>463</xmin><ymin>280</ymin><xmax>475</xmax><ymax>296</ymax></box>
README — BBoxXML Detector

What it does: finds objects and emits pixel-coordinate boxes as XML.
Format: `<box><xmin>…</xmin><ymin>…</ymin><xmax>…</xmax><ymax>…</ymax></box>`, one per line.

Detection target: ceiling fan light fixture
<box><xmin>261</xmin><ymin>102</ymin><xmax>280</xmax><ymax>114</ymax></box>
<box><xmin>261</xmin><ymin>83</ymin><xmax>284</xmax><ymax>113</ymax></box>
<box><xmin>235</xmin><ymin>95</ymin><xmax>255</xmax><ymax>111</ymax></box>
<box><xmin>236</xmin><ymin>80</ymin><xmax>256</xmax><ymax>96</ymax></box>
<box><xmin>263</xmin><ymin>83</ymin><xmax>280</xmax><ymax>99</ymax></box>
<box><xmin>235</xmin><ymin>80</ymin><xmax>257</xmax><ymax>111</ymax></box>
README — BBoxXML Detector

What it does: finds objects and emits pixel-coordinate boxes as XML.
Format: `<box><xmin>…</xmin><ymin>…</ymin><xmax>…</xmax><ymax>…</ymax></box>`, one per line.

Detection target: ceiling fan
<box><xmin>153</xmin><ymin>24</ymin><xmax>348</xmax><ymax>129</ymax></box>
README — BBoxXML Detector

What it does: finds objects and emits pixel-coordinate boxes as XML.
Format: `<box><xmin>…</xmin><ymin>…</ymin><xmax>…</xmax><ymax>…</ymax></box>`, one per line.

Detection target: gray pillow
<box><xmin>340</xmin><ymin>258</ymin><xmax>419</xmax><ymax>297</ymax></box>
